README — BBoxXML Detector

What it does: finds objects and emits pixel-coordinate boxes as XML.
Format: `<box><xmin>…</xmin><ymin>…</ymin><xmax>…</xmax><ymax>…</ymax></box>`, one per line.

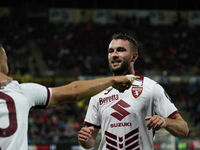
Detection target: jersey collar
<box><xmin>105</xmin><ymin>71</ymin><xmax>144</xmax><ymax>94</ymax></box>
<box><xmin>115</xmin><ymin>71</ymin><xmax>144</xmax><ymax>93</ymax></box>
<box><xmin>133</xmin><ymin>71</ymin><xmax>144</xmax><ymax>86</ymax></box>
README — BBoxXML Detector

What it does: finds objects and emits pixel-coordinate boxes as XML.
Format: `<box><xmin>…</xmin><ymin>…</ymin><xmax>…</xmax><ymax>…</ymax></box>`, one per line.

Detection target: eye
<box><xmin>117</xmin><ymin>47</ymin><xmax>126</xmax><ymax>52</ymax></box>
<box><xmin>108</xmin><ymin>48</ymin><xmax>114</xmax><ymax>53</ymax></box>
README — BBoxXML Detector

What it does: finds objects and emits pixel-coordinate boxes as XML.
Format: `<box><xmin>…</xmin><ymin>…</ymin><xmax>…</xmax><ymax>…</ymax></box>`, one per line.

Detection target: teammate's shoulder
<box><xmin>0</xmin><ymin>80</ymin><xmax>23</xmax><ymax>93</ymax></box>
<box><xmin>4</xmin><ymin>80</ymin><xmax>20</xmax><ymax>87</ymax></box>
<box><xmin>4</xmin><ymin>80</ymin><xmax>40</xmax><ymax>89</ymax></box>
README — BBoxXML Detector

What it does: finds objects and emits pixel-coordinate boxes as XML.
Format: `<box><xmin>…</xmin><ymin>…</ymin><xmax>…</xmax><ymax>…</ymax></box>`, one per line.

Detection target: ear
<box><xmin>131</xmin><ymin>53</ymin><xmax>138</xmax><ymax>62</ymax></box>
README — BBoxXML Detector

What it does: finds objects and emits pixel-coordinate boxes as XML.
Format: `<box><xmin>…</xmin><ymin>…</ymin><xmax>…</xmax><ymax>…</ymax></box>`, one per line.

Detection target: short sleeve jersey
<box><xmin>0</xmin><ymin>81</ymin><xmax>51</xmax><ymax>150</ymax></box>
<box><xmin>84</xmin><ymin>72</ymin><xmax>179</xmax><ymax>150</ymax></box>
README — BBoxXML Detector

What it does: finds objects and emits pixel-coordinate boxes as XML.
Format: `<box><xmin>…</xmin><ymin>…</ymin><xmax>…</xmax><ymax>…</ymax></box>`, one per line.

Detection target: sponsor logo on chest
<box><xmin>99</xmin><ymin>94</ymin><xmax>119</xmax><ymax>105</ymax></box>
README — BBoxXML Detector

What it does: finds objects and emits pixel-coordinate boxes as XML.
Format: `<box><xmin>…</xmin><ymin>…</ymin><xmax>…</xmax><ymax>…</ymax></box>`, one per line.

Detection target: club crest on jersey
<box><xmin>131</xmin><ymin>86</ymin><xmax>143</xmax><ymax>98</ymax></box>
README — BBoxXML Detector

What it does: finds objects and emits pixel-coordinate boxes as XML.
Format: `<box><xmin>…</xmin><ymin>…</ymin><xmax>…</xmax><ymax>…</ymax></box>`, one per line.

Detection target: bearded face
<box><xmin>108</xmin><ymin>39</ymin><xmax>137</xmax><ymax>76</ymax></box>
<box><xmin>109</xmin><ymin>56</ymin><xmax>132</xmax><ymax>75</ymax></box>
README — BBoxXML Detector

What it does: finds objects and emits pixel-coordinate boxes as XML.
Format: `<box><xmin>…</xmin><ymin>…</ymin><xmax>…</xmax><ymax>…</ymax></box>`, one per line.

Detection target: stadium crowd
<box><xmin>1</xmin><ymin>11</ymin><xmax>200</xmax><ymax>144</ymax></box>
<box><xmin>135</xmin><ymin>20</ymin><xmax>200</xmax><ymax>76</ymax></box>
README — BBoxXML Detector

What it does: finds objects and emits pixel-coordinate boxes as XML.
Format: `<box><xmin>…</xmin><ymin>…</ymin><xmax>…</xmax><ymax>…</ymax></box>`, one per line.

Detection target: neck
<box><xmin>114</xmin><ymin>70</ymin><xmax>135</xmax><ymax>76</ymax></box>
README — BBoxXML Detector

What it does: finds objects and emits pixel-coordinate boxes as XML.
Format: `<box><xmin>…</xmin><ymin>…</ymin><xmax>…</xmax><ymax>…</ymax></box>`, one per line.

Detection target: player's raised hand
<box><xmin>78</xmin><ymin>126</ymin><xmax>94</xmax><ymax>143</ymax></box>
<box><xmin>145</xmin><ymin>115</ymin><xmax>167</xmax><ymax>131</ymax></box>
<box><xmin>112</xmin><ymin>75</ymin><xmax>140</xmax><ymax>90</ymax></box>
<box><xmin>0</xmin><ymin>73</ymin><xmax>13</xmax><ymax>87</ymax></box>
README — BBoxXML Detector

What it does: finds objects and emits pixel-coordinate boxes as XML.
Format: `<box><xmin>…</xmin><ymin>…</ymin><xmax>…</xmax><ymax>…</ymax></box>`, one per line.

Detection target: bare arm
<box><xmin>78</xmin><ymin>126</ymin><xmax>99</xmax><ymax>149</ymax></box>
<box><xmin>164</xmin><ymin>114</ymin><xmax>189</xmax><ymax>137</ymax></box>
<box><xmin>145</xmin><ymin>114</ymin><xmax>189</xmax><ymax>137</ymax></box>
<box><xmin>49</xmin><ymin>75</ymin><xmax>138</xmax><ymax>106</ymax></box>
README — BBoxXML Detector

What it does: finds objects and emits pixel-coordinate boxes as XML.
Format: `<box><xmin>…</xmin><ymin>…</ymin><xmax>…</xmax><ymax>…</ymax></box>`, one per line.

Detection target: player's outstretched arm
<box><xmin>49</xmin><ymin>75</ymin><xmax>139</xmax><ymax>106</ymax></box>
<box><xmin>145</xmin><ymin>114</ymin><xmax>189</xmax><ymax>137</ymax></box>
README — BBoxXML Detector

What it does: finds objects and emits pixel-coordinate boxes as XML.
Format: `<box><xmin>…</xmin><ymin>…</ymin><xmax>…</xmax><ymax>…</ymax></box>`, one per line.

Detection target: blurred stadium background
<box><xmin>1</xmin><ymin>0</ymin><xmax>200</xmax><ymax>149</ymax></box>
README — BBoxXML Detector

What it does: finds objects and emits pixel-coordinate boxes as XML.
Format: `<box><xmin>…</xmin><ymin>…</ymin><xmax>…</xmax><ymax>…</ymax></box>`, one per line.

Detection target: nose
<box><xmin>112</xmin><ymin>50</ymin><xmax>119</xmax><ymax>58</ymax></box>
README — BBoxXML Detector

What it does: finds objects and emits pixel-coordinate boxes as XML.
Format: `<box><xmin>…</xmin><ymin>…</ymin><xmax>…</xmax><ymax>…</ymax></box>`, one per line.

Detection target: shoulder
<box><xmin>2</xmin><ymin>80</ymin><xmax>22</xmax><ymax>92</ymax></box>
<box><xmin>143</xmin><ymin>77</ymin><xmax>165</xmax><ymax>96</ymax></box>
<box><xmin>4</xmin><ymin>80</ymin><xmax>48</xmax><ymax>94</ymax></box>
<box><xmin>5</xmin><ymin>80</ymin><xmax>20</xmax><ymax>87</ymax></box>
<box><xmin>3</xmin><ymin>80</ymin><xmax>41</xmax><ymax>88</ymax></box>
<box><xmin>135</xmin><ymin>71</ymin><xmax>157</xmax><ymax>87</ymax></box>
<box><xmin>145</xmin><ymin>78</ymin><xmax>166</xmax><ymax>98</ymax></box>
<box><xmin>143</xmin><ymin>76</ymin><xmax>157</xmax><ymax>86</ymax></box>
<box><xmin>19</xmin><ymin>82</ymin><xmax>45</xmax><ymax>89</ymax></box>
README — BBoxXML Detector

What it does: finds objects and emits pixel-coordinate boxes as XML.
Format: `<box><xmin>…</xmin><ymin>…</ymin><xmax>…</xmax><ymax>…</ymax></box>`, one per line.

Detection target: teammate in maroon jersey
<box><xmin>0</xmin><ymin>43</ymin><xmax>137</xmax><ymax>150</ymax></box>
<box><xmin>78</xmin><ymin>33</ymin><xmax>189</xmax><ymax>150</ymax></box>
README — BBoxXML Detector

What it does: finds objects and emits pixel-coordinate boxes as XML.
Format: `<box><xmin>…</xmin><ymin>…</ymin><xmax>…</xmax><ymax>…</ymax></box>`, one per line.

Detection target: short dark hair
<box><xmin>112</xmin><ymin>32</ymin><xmax>138</xmax><ymax>53</ymax></box>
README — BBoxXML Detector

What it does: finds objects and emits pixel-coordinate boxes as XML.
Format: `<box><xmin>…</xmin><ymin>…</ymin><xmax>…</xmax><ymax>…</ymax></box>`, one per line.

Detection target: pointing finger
<box><xmin>126</xmin><ymin>75</ymin><xmax>140</xmax><ymax>80</ymax></box>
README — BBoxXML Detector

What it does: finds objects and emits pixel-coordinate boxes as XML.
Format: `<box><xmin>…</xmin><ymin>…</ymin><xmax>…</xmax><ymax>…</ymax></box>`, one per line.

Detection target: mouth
<box><xmin>111</xmin><ymin>60</ymin><xmax>121</xmax><ymax>66</ymax></box>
